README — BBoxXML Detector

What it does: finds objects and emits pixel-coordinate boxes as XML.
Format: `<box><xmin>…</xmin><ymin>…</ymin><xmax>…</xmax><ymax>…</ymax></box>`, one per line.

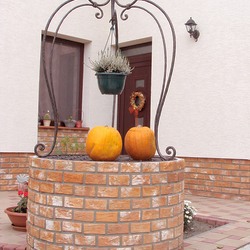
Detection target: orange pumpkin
<box><xmin>86</xmin><ymin>126</ymin><xmax>122</xmax><ymax>161</ymax></box>
<box><xmin>124</xmin><ymin>126</ymin><xmax>156</xmax><ymax>160</ymax></box>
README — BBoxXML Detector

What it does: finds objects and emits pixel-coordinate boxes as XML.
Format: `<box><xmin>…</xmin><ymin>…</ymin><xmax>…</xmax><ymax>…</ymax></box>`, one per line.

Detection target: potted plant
<box><xmin>64</xmin><ymin>115</ymin><xmax>76</xmax><ymax>128</ymax></box>
<box><xmin>74</xmin><ymin>109</ymin><xmax>84</xmax><ymax>128</ymax></box>
<box><xmin>43</xmin><ymin>113</ymin><xmax>51</xmax><ymax>126</ymax></box>
<box><xmin>89</xmin><ymin>49</ymin><xmax>133</xmax><ymax>94</ymax></box>
<box><xmin>4</xmin><ymin>182</ymin><xmax>28</xmax><ymax>231</ymax></box>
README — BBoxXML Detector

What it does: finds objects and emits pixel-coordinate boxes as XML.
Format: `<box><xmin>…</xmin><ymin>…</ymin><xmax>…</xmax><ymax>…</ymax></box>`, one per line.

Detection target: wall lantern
<box><xmin>185</xmin><ymin>17</ymin><xmax>200</xmax><ymax>42</ymax></box>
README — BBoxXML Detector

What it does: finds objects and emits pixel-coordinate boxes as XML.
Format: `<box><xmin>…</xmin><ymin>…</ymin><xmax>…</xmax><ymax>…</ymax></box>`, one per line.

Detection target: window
<box><xmin>38</xmin><ymin>36</ymin><xmax>84</xmax><ymax>124</ymax></box>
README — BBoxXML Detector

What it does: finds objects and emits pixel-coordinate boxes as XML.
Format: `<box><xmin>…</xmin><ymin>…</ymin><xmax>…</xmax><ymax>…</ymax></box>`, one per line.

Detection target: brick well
<box><xmin>27</xmin><ymin>156</ymin><xmax>185</xmax><ymax>250</ymax></box>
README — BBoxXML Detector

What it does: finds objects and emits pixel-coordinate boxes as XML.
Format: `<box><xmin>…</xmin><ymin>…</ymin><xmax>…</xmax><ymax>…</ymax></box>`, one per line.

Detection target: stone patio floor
<box><xmin>0</xmin><ymin>191</ymin><xmax>249</xmax><ymax>249</ymax></box>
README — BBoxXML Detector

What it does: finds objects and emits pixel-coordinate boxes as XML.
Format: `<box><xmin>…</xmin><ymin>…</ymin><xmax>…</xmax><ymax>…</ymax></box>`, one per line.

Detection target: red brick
<box><xmin>96</xmin><ymin>212</ymin><xmax>118</xmax><ymax>222</ymax></box>
<box><xmin>75</xmin><ymin>185</ymin><xmax>95</xmax><ymax>197</ymax></box>
<box><xmin>99</xmin><ymin>236</ymin><xmax>120</xmax><ymax>247</ymax></box>
<box><xmin>85</xmin><ymin>199</ymin><xmax>107</xmax><ymax>210</ymax></box>
<box><xmin>97</xmin><ymin>162</ymin><xmax>119</xmax><ymax>173</ymax></box>
<box><xmin>144</xmin><ymin>232</ymin><xmax>160</xmax><ymax>244</ymax></box>
<box><xmin>75</xmin><ymin>235</ymin><xmax>95</xmax><ymax>246</ymax></box>
<box><xmin>109</xmin><ymin>175</ymin><xmax>130</xmax><ymax>185</ymax></box>
<box><xmin>108</xmin><ymin>223</ymin><xmax>129</xmax><ymax>234</ymax></box>
<box><xmin>131</xmin><ymin>175</ymin><xmax>150</xmax><ymax>185</ymax></box>
<box><xmin>84</xmin><ymin>224</ymin><xmax>105</xmax><ymax>234</ymax></box>
<box><xmin>152</xmin><ymin>196</ymin><xmax>167</xmax><ymax>207</ymax></box>
<box><xmin>142</xmin><ymin>162</ymin><xmax>159</xmax><ymax>172</ymax></box>
<box><xmin>142</xmin><ymin>186</ymin><xmax>160</xmax><ymax>197</ymax></box>
<box><xmin>161</xmin><ymin>184</ymin><xmax>174</xmax><ymax>195</ymax></box>
<box><xmin>64</xmin><ymin>173</ymin><xmax>83</xmax><ymax>183</ymax></box>
<box><xmin>121</xmin><ymin>187</ymin><xmax>141</xmax><ymax>198</ymax></box>
<box><xmin>97</xmin><ymin>187</ymin><xmax>119</xmax><ymax>198</ymax></box>
<box><xmin>120</xmin><ymin>211</ymin><xmax>140</xmax><ymax>222</ymax></box>
<box><xmin>160</xmin><ymin>207</ymin><xmax>173</xmax><ymax>218</ymax></box>
<box><xmin>132</xmin><ymin>199</ymin><xmax>151</xmax><ymax>209</ymax></box>
<box><xmin>152</xmin><ymin>173</ymin><xmax>168</xmax><ymax>184</ymax></box>
<box><xmin>65</xmin><ymin>197</ymin><xmax>83</xmax><ymax>208</ymax></box>
<box><xmin>85</xmin><ymin>174</ymin><xmax>106</xmax><ymax>185</ymax></box>
<box><xmin>74</xmin><ymin>211</ymin><xmax>94</xmax><ymax>222</ymax></box>
<box><xmin>109</xmin><ymin>199</ymin><xmax>130</xmax><ymax>210</ymax></box>
<box><xmin>160</xmin><ymin>161</ymin><xmax>174</xmax><ymax>172</ymax></box>
<box><xmin>152</xmin><ymin>219</ymin><xmax>167</xmax><ymax>231</ymax></box>
<box><xmin>131</xmin><ymin>222</ymin><xmax>150</xmax><ymax>233</ymax></box>
<box><xmin>122</xmin><ymin>235</ymin><xmax>142</xmax><ymax>246</ymax></box>
<box><xmin>75</xmin><ymin>161</ymin><xmax>95</xmax><ymax>172</ymax></box>
<box><xmin>142</xmin><ymin>209</ymin><xmax>159</xmax><ymax>220</ymax></box>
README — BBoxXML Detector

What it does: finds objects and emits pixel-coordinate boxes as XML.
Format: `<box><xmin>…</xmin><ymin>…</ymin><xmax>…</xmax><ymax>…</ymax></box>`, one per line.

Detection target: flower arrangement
<box><xmin>12</xmin><ymin>190</ymin><xmax>28</xmax><ymax>213</ymax></box>
<box><xmin>89</xmin><ymin>49</ymin><xmax>133</xmax><ymax>75</ymax></box>
<box><xmin>184</xmin><ymin>200</ymin><xmax>197</xmax><ymax>230</ymax></box>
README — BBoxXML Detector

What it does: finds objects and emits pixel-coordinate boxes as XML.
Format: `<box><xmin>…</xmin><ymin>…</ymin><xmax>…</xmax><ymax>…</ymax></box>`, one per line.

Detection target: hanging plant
<box><xmin>89</xmin><ymin>49</ymin><xmax>133</xmax><ymax>95</ymax></box>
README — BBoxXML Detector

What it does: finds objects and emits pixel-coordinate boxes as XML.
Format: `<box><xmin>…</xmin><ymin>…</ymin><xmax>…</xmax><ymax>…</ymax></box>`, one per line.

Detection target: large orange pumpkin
<box><xmin>124</xmin><ymin>126</ymin><xmax>156</xmax><ymax>160</ymax></box>
<box><xmin>86</xmin><ymin>126</ymin><xmax>122</xmax><ymax>161</ymax></box>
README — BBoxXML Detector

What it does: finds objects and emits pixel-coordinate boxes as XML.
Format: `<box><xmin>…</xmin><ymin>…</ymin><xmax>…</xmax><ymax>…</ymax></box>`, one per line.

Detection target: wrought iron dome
<box><xmin>34</xmin><ymin>0</ymin><xmax>177</xmax><ymax>161</ymax></box>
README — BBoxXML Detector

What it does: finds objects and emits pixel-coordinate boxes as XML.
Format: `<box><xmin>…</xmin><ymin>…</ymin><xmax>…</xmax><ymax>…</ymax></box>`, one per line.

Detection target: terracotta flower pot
<box><xmin>4</xmin><ymin>206</ymin><xmax>27</xmax><ymax>231</ymax></box>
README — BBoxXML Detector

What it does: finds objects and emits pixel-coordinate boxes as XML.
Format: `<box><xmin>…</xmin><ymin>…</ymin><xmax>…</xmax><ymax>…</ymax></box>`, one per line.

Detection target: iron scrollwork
<box><xmin>35</xmin><ymin>0</ymin><xmax>176</xmax><ymax>161</ymax></box>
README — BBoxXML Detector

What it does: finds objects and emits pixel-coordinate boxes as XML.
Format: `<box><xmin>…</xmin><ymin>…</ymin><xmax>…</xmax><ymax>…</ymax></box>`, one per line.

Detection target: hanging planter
<box><xmin>89</xmin><ymin>49</ymin><xmax>133</xmax><ymax>95</ymax></box>
<box><xmin>96</xmin><ymin>72</ymin><xmax>127</xmax><ymax>94</ymax></box>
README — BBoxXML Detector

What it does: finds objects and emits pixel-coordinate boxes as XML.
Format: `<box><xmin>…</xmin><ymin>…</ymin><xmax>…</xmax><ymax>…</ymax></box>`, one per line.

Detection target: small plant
<box><xmin>184</xmin><ymin>200</ymin><xmax>197</xmax><ymax>231</ymax></box>
<box><xmin>12</xmin><ymin>190</ymin><xmax>28</xmax><ymax>213</ymax></box>
<box><xmin>44</xmin><ymin>113</ymin><xmax>51</xmax><ymax>120</ymax></box>
<box><xmin>89</xmin><ymin>48</ymin><xmax>133</xmax><ymax>75</ymax></box>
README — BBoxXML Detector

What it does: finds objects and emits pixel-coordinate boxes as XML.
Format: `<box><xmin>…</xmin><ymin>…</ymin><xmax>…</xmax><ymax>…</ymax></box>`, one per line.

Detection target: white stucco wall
<box><xmin>0</xmin><ymin>0</ymin><xmax>249</xmax><ymax>159</ymax></box>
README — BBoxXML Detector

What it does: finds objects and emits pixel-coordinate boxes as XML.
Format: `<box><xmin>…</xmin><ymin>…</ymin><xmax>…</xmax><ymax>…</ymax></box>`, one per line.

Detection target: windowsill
<box><xmin>38</xmin><ymin>125</ymin><xmax>90</xmax><ymax>131</ymax></box>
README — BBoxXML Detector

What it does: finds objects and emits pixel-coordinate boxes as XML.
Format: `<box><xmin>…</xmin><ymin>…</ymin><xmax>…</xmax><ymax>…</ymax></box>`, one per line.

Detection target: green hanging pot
<box><xmin>96</xmin><ymin>72</ymin><xmax>127</xmax><ymax>95</ymax></box>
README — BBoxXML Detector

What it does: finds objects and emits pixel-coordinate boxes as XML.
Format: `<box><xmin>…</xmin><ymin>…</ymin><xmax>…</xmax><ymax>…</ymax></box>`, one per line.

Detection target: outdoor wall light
<box><xmin>185</xmin><ymin>17</ymin><xmax>200</xmax><ymax>42</ymax></box>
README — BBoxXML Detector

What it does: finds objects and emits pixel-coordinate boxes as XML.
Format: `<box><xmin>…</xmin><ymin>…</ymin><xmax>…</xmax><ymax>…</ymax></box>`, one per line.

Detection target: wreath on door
<box><xmin>129</xmin><ymin>91</ymin><xmax>146</xmax><ymax>126</ymax></box>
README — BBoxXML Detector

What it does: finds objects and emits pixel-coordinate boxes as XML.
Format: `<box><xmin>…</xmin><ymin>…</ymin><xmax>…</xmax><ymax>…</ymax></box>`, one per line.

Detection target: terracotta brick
<box><xmin>131</xmin><ymin>175</ymin><xmax>150</xmax><ymax>185</ymax></box>
<box><xmin>142</xmin><ymin>209</ymin><xmax>159</xmax><ymax>220</ymax></box>
<box><xmin>240</xmin><ymin>189</ymin><xmax>250</xmax><ymax>195</ymax></box>
<box><xmin>35</xmin><ymin>170</ymin><xmax>46</xmax><ymax>180</ymax></box>
<box><xmin>47</xmin><ymin>171</ymin><xmax>63</xmax><ymax>182</ymax></box>
<box><xmin>190</xmin><ymin>173</ymin><xmax>205</xmax><ymax>180</ymax></box>
<box><xmin>222</xmin><ymin>164</ymin><xmax>240</xmax><ymax>170</ymax></box>
<box><xmin>28</xmin><ymin>213</ymin><xmax>34</xmax><ymax>225</ymax></box>
<box><xmin>169</xmin><ymin>238</ymin><xmax>179</xmax><ymax>249</ymax></box>
<box><xmin>161</xmin><ymin>229</ymin><xmax>174</xmax><ymax>240</ymax></box>
<box><xmin>98</xmin><ymin>162</ymin><xmax>119</xmax><ymax>173</ymax></box>
<box><xmin>75</xmin><ymin>235</ymin><xmax>95</xmax><ymax>246</ymax></box>
<box><xmin>55</xmin><ymin>183</ymin><xmax>73</xmax><ymax>195</ymax></box>
<box><xmin>214</xmin><ymin>181</ymin><xmax>231</xmax><ymax>187</ymax></box>
<box><xmin>99</xmin><ymin>236</ymin><xmax>120</xmax><ymax>247</ymax></box>
<box><xmin>134</xmin><ymin>246</ymin><xmax>152</xmax><ymax>250</ymax></box>
<box><xmin>34</xmin><ymin>193</ymin><xmax>47</xmax><ymax>204</ymax></box>
<box><xmin>63</xmin><ymin>221</ymin><xmax>82</xmax><ymax>232</ymax></box>
<box><xmin>240</xmin><ymin>165</ymin><xmax>250</xmax><ymax>171</ymax></box>
<box><xmin>40</xmin><ymin>230</ymin><xmax>54</xmax><ymax>242</ymax></box>
<box><xmin>33</xmin><ymin>239</ymin><xmax>46</xmax><ymax>250</ymax></box>
<box><xmin>142</xmin><ymin>162</ymin><xmax>159</xmax><ymax>172</ymax></box>
<box><xmin>109</xmin><ymin>199</ymin><xmax>131</xmax><ymax>210</ymax></box>
<box><xmin>40</xmin><ymin>205</ymin><xmax>53</xmax><ymax>218</ymax></box>
<box><xmin>152</xmin><ymin>173</ymin><xmax>168</xmax><ymax>184</ymax></box>
<box><xmin>144</xmin><ymin>232</ymin><xmax>160</xmax><ymax>244</ymax></box>
<box><xmin>55</xmin><ymin>233</ymin><xmax>73</xmax><ymax>244</ymax></box>
<box><xmin>197</xmin><ymin>191</ymin><xmax>213</xmax><ymax>197</ymax></box>
<box><xmin>40</xmin><ymin>159</ymin><xmax>54</xmax><ymax>169</ymax></box>
<box><xmin>241</xmin><ymin>177</ymin><xmax>250</xmax><ymax>183</ymax></box>
<box><xmin>46</xmin><ymin>220</ymin><xmax>61</xmax><ymax>231</ymax></box>
<box><xmin>29</xmin><ymin>224</ymin><xmax>40</xmax><ymax>238</ymax></box>
<box><xmin>109</xmin><ymin>175</ymin><xmax>130</xmax><ymax>186</ymax></box>
<box><xmin>214</xmin><ymin>170</ymin><xmax>231</xmax><ymax>176</ymax></box>
<box><xmin>178</xmin><ymin>171</ymin><xmax>184</xmax><ymax>181</ymax></box>
<box><xmin>232</xmin><ymin>183</ymin><xmax>250</xmax><ymax>189</ymax></box>
<box><xmin>75</xmin><ymin>161</ymin><xmax>95</xmax><ymax>172</ymax></box>
<box><xmin>121</xmin><ymin>162</ymin><xmax>141</xmax><ymax>173</ymax></box>
<box><xmin>189</xmin><ymin>184</ymin><xmax>204</xmax><ymax>191</ymax></box>
<box><xmin>98</xmin><ymin>187</ymin><xmax>119</xmax><ymax>198</ymax></box>
<box><xmin>85</xmin><ymin>174</ymin><xmax>106</xmax><ymax>185</ymax></box>
<box><xmin>174</xmin><ymin>182</ymin><xmax>184</xmax><ymax>193</ymax></box>
<box><xmin>29</xmin><ymin>179</ymin><xmax>40</xmax><ymax>191</ymax></box>
<box><xmin>108</xmin><ymin>223</ymin><xmax>129</xmax><ymax>234</ymax></box>
<box><xmin>64</xmin><ymin>172</ymin><xmax>84</xmax><ymax>184</ymax></box>
<box><xmin>152</xmin><ymin>196</ymin><xmax>167</xmax><ymax>207</ymax></box>
<box><xmin>168</xmin><ymin>172</ymin><xmax>179</xmax><ymax>183</ymax></box>
<box><xmin>160</xmin><ymin>207</ymin><xmax>173</xmax><ymax>218</ymax></box>
<box><xmin>152</xmin><ymin>219</ymin><xmax>167</xmax><ymax>231</ymax></box>
<box><xmin>232</xmin><ymin>171</ymin><xmax>250</xmax><ymax>177</ymax></box>
<box><xmin>85</xmin><ymin>199</ymin><xmax>107</xmax><ymax>210</ymax></box>
<box><xmin>74</xmin><ymin>210</ymin><xmax>94</xmax><ymax>222</ymax></box>
<box><xmin>121</xmin><ymin>187</ymin><xmax>141</xmax><ymax>198</ymax></box>
<box><xmin>55</xmin><ymin>160</ymin><xmax>73</xmax><ymax>171</ymax></box>
<box><xmin>160</xmin><ymin>161</ymin><xmax>174</xmax><ymax>172</ymax></box>
<box><xmin>75</xmin><ymin>185</ymin><xmax>95</xmax><ymax>197</ymax></box>
<box><xmin>131</xmin><ymin>222</ymin><xmax>150</xmax><ymax>233</ymax></box>
<box><xmin>96</xmin><ymin>212</ymin><xmax>118</xmax><ymax>222</ymax></box>
<box><xmin>65</xmin><ymin>197</ymin><xmax>83</xmax><ymax>208</ymax></box>
<box><xmin>29</xmin><ymin>201</ymin><xmax>40</xmax><ymax>215</ymax></box>
<box><xmin>142</xmin><ymin>186</ymin><xmax>160</xmax><ymax>197</ymax></box>
<box><xmin>197</xmin><ymin>168</ymin><xmax>213</xmax><ymax>174</ymax></box>
<box><xmin>132</xmin><ymin>199</ymin><xmax>151</xmax><ymax>209</ymax></box>
<box><xmin>122</xmin><ymin>235</ymin><xmax>142</xmax><ymax>246</ymax></box>
<box><xmin>40</xmin><ymin>182</ymin><xmax>54</xmax><ymax>193</ymax></box>
<box><xmin>55</xmin><ymin>208</ymin><xmax>72</xmax><ymax>220</ymax></box>
<box><xmin>204</xmin><ymin>186</ymin><xmax>222</xmax><ymax>192</ymax></box>
<box><xmin>168</xmin><ymin>217</ymin><xmax>179</xmax><ymax>228</ymax></box>
<box><xmin>120</xmin><ymin>211</ymin><xmax>140</xmax><ymax>222</ymax></box>
<box><xmin>84</xmin><ymin>224</ymin><xmax>106</xmax><ymax>234</ymax></box>
<box><xmin>161</xmin><ymin>184</ymin><xmax>174</xmax><ymax>195</ymax></box>
<box><xmin>47</xmin><ymin>195</ymin><xmax>63</xmax><ymax>207</ymax></box>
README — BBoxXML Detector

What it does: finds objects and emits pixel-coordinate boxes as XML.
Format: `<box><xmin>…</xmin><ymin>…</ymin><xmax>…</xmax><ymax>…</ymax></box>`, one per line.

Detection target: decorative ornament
<box><xmin>128</xmin><ymin>91</ymin><xmax>146</xmax><ymax>126</ymax></box>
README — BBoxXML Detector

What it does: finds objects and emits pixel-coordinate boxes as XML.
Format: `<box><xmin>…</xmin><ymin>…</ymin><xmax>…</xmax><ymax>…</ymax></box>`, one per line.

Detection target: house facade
<box><xmin>0</xmin><ymin>0</ymin><xmax>249</xmax><ymax>199</ymax></box>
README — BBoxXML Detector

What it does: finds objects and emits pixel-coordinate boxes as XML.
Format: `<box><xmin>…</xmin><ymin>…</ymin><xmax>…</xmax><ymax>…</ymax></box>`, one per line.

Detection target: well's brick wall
<box><xmin>27</xmin><ymin>157</ymin><xmax>185</xmax><ymax>250</ymax></box>
<box><xmin>183</xmin><ymin>157</ymin><xmax>250</xmax><ymax>201</ymax></box>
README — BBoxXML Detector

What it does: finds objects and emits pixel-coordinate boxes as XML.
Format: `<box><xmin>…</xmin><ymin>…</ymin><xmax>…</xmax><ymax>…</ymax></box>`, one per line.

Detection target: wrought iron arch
<box><xmin>35</xmin><ymin>0</ymin><xmax>176</xmax><ymax>161</ymax></box>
